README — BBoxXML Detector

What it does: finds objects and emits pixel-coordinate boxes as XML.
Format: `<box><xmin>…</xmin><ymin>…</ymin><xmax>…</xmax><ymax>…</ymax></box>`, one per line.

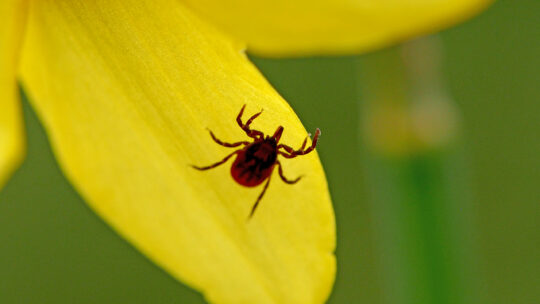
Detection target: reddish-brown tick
<box><xmin>192</xmin><ymin>104</ymin><xmax>321</xmax><ymax>218</ymax></box>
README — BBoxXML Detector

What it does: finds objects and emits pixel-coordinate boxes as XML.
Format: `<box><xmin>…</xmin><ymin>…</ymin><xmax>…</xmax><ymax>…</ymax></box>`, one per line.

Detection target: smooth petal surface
<box><xmin>0</xmin><ymin>0</ymin><xmax>27</xmax><ymax>188</ymax></box>
<box><xmin>19</xmin><ymin>0</ymin><xmax>335</xmax><ymax>303</ymax></box>
<box><xmin>182</xmin><ymin>0</ymin><xmax>493</xmax><ymax>56</ymax></box>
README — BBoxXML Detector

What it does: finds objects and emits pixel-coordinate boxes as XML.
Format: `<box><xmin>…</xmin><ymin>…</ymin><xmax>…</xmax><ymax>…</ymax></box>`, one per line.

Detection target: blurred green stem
<box><xmin>358</xmin><ymin>37</ymin><xmax>481</xmax><ymax>304</ymax></box>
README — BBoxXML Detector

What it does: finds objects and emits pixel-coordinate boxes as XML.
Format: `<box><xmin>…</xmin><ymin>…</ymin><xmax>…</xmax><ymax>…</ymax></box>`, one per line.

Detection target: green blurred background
<box><xmin>0</xmin><ymin>0</ymin><xmax>538</xmax><ymax>303</ymax></box>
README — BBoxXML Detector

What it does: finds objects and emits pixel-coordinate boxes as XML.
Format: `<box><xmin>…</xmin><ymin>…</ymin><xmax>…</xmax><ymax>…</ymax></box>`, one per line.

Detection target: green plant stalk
<box><xmin>358</xmin><ymin>38</ymin><xmax>481</xmax><ymax>304</ymax></box>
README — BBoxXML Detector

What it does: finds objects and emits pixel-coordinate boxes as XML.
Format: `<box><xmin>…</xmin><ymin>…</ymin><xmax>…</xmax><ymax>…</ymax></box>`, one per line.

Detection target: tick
<box><xmin>192</xmin><ymin>104</ymin><xmax>321</xmax><ymax>218</ymax></box>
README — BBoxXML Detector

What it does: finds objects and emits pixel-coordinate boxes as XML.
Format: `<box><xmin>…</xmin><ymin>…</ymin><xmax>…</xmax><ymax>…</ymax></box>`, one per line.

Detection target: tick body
<box><xmin>231</xmin><ymin>139</ymin><xmax>278</xmax><ymax>187</ymax></box>
<box><xmin>192</xmin><ymin>104</ymin><xmax>321</xmax><ymax>218</ymax></box>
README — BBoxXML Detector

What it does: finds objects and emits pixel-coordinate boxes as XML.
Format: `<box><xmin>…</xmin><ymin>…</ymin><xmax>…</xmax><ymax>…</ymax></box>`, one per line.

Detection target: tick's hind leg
<box><xmin>277</xmin><ymin>161</ymin><xmax>302</xmax><ymax>184</ymax></box>
<box><xmin>207</xmin><ymin>129</ymin><xmax>249</xmax><ymax>148</ymax></box>
<box><xmin>236</xmin><ymin>104</ymin><xmax>264</xmax><ymax>139</ymax></box>
<box><xmin>248</xmin><ymin>176</ymin><xmax>272</xmax><ymax>219</ymax></box>
<box><xmin>191</xmin><ymin>150</ymin><xmax>238</xmax><ymax>171</ymax></box>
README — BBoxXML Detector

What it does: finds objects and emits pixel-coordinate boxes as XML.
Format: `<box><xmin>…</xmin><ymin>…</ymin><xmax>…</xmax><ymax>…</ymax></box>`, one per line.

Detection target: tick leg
<box><xmin>278</xmin><ymin>135</ymin><xmax>307</xmax><ymax>154</ymax></box>
<box><xmin>278</xmin><ymin>143</ymin><xmax>295</xmax><ymax>154</ymax></box>
<box><xmin>297</xmin><ymin>128</ymin><xmax>320</xmax><ymax>155</ymax></box>
<box><xmin>299</xmin><ymin>136</ymin><xmax>308</xmax><ymax>150</ymax></box>
<box><xmin>277</xmin><ymin>161</ymin><xmax>302</xmax><ymax>184</ymax></box>
<box><xmin>277</xmin><ymin>135</ymin><xmax>308</xmax><ymax>157</ymax></box>
<box><xmin>237</xmin><ymin>104</ymin><xmax>262</xmax><ymax>128</ymax></box>
<box><xmin>245</xmin><ymin>109</ymin><xmax>263</xmax><ymax>128</ymax></box>
<box><xmin>207</xmin><ymin>129</ymin><xmax>249</xmax><ymax>148</ymax></box>
<box><xmin>236</xmin><ymin>104</ymin><xmax>264</xmax><ymax>139</ymax></box>
<box><xmin>236</xmin><ymin>104</ymin><xmax>247</xmax><ymax>126</ymax></box>
<box><xmin>191</xmin><ymin>150</ymin><xmax>238</xmax><ymax>171</ymax></box>
<box><xmin>248</xmin><ymin>175</ymin><xmax>272</xmax><ymax>219</ymax></box>
<box><xmin>278</xmin><ymin>128</ymin><xmax>321</xmax><ymax>156</ymax></box>
<box><xmin>278</xmin><ymin>151</ymin><xmax>298</xmax><ymax>159</ymax></box>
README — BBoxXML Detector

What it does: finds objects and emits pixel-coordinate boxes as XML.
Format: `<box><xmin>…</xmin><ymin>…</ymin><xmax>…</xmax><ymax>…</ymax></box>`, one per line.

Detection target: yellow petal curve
<box><xmin>19</xmin><ymin>0</ymin><xmax>335</xmax><ymax>303</ymax></box>
<box><xmin>182</xmin><ymin>0</ymin><xmax>493</xmax><ymax>56</ymax></box>
<box><xmin>0</xmin><ymin>0</ymin><xmax>27</xmax><ymax>188</ymax></box>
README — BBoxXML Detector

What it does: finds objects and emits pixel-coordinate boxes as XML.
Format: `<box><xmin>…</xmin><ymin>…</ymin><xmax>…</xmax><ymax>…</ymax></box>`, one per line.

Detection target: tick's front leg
<box><xmin>236</xmin><ymin>104</ymin><xmax>264</xmax><ymax>139</ymax></box>
<box><xmin>278</xmin><ymin>128</ymin><xmax>321</xmax><ymax>156</ymax></box>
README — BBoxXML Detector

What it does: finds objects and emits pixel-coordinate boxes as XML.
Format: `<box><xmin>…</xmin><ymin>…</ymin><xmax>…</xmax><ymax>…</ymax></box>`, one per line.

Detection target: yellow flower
<box><xmin>1</xmin><ymin>0</ymin><xmax>490</xmax><ymax>303</ymax></box>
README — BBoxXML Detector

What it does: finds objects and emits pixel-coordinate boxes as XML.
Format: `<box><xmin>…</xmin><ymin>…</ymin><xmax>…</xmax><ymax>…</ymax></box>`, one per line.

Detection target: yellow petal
<box><xmin>0</xmin><ymin>0</ymin><xmax>27</xmax><ymax>188</ymax></box>
<box><xmin>182</xmin><ymin>0</ymin><xmax>493</xmax><ymax>56</ymax></box>
<box><xmin>19</xmin><ymin>0</ymin><xmax>335</xmax><ymax>303</ymax></box>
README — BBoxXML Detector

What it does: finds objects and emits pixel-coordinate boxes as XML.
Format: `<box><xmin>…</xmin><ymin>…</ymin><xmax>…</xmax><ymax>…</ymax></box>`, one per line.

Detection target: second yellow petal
<box><xmin>182</xmin><ymin>0</ymin><xmax>493</xmax><ymax>56</ymax></box>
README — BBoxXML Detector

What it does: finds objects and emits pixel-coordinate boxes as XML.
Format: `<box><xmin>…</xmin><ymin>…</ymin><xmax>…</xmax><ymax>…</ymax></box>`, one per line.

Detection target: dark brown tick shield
<box><xmin>231</xmin><ymin>140</ymin><xmax>278</xmax><ymax>187</ymax></box>
<box><xmin>192</xmin><ymin>104</ymin><xmax>320</xmax><ymax>218</ymax></box>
